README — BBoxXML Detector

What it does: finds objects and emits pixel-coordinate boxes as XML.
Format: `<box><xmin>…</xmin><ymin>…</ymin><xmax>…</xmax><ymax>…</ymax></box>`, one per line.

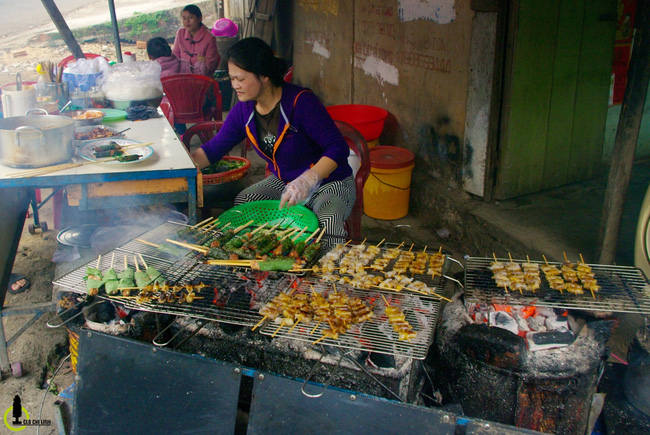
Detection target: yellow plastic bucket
<box><xmin>363</xmin><ymin>146</ymin><xmax>415</xmax><ymax>220</ymax></box>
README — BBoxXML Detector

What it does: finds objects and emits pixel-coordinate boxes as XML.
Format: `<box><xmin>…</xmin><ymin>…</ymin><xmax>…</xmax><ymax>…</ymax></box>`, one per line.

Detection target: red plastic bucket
<box><xmin>326</xmin><ymin>104</ymin><xmax>388</xmax><ymax>142</ymax></box>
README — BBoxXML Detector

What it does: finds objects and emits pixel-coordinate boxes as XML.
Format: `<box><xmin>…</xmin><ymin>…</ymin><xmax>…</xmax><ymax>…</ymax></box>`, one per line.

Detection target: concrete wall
<box><xmin>291</xmin><ymin>0</ymin><xmax>474</xmax><ymax>185</ymax></box>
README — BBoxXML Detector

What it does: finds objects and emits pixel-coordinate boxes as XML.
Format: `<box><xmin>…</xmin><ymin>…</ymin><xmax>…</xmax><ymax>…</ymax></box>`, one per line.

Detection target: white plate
<box><xmin>77</xmin><ymin>139</ymin><xmax>153</xmax><ymax>164</ymax></box>
<box><xmin>74</xmin><ymin>125</ymin><xmax>125</xmax><ymax>146</ymax></box>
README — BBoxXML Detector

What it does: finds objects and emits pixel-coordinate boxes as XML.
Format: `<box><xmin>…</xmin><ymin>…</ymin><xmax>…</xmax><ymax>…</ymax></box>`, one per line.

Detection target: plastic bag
<box><xmin>63</xmin><ymin>57</ymin><xmax>110</xmax><ymax>92</ymax></box>
<box><xmin>101</xmin><ymin>61</ymin><xmax>163</xmax><ymax>101</ymax></box>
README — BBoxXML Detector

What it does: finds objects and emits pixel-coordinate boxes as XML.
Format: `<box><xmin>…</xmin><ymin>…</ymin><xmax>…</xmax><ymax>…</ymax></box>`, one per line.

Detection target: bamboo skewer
<box><xmin>249</xmin><ymin>222</ymin><xmax>268</xmax><ymax>236</ymax></box>
<box><xmin>312</xmin><ymin>335</ymin><xmax>327</xmax><ymax>345</ymax></box>
<box><xmin>7</xmin><ymin>144</ymin><xmax>156</xmax><ymax>178</ymax></box>
<box><xmin>192</xmin><ymin>216</ymin><xmax>214</xmax><ymax>229</ymax></box>
<box><xmin>316</xmin><ymin>227</ymin><xmax>326</xmax><ymax>244</ymax></box>
<box><xmin>376</xmin><ymin>238</ymin><xmax>385</xmax><ymax>248</ymax></box>
<box><xmin>138</xmin><ymin>253</ymin><xmax>148</xmax><ymax>269</ymax></box>
<box><xmin>233</xmin><ymin>219</ymin><xmax>256</xmax><ymax>233</ymax></box>
<box><xmin>272</xmin><ymin>323</ymin><xmax>284</xmax><ymax>338</ymax></box>
<box><xmin>252</xmin><ymin>316</ymin><xmax>267</xmax><ymax>331</ymax></box>
<box><xmin>205</xmin><ymin>260</ymin><xmax>254</xmax><ymax>266</ymax></box>
<box><xmin>291</xmin><ymin>226</ymin><xmax>308</xmax><ymax>242</ymax></box>
<box><xmin>165</xmin><ymin>238</ymin><xmax>209</xmax><ymax>253</ymax></box>
<box><xmin>304</xmin><ymin>228</ymin><xmax>320</xmax><ymax>244</ymax></box>
<box><xmin>135</xmin><ymin>238</ymin><xmax>160</xmax><ymax>248</ymax></box>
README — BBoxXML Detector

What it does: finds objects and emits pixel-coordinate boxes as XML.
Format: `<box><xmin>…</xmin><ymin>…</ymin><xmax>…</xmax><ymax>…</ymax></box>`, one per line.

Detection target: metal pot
<box><xmin>0</xmin><ymin>108</ymin><xmax>75</xmax><ymax>168</ymax></box>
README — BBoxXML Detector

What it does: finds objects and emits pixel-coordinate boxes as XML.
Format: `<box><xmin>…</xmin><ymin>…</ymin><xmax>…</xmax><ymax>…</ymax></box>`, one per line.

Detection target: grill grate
<box><xmin>315</xmin><ymin>242</ymin><xmax>453</xmax><ymax>301</ymax></box>
<box><xmin>464</xmin><ymin>257</ymin><xmax>650</xmax><ymax>314</ymax></box>
<box><xmin>53</xmin><ymin>251</ymin><xmax>298</xmax><ymax>327</ymax></box>
<box><xmin>258</xmin><ymin>276</ymin><xmax>440</xmax><ymax>360</ymax></box>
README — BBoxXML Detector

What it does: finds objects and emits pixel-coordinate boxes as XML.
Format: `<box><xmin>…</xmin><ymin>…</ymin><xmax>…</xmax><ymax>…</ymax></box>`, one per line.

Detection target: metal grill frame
<box><xmin>314</xmin><ymin>242</ymin><xmax>453</xmax><ymax>302</ymax></box>
<box><xmin>464</xmin><ymin>257</ymin><xmax>650</xmax><ymax>314</ymax></box>
<box><xmin>52</xmin><ymin>222</ymin><xmax>444</xmax><ymax>357</ymax></box>
<box><xmin>258</xmin><ymin>276</ymin><xmax>440</xmax><ymax>360</ymax></box>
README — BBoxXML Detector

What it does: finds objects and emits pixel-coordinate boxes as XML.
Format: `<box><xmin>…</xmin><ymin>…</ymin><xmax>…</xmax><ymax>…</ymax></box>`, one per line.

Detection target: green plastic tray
<box><xmin>216</xmin><ymin>200</ymin><xmax>319</xmax><ymax>241</ymax></box>
<box><xmin>99</xmin><ymin>108</ymin><xmax>128</xmax><ymax>122</ymax></box>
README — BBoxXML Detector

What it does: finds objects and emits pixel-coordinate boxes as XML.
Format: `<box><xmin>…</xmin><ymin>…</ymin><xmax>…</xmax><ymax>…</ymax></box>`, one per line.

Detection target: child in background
<box><xmin>147</xmin><ymin>37</ymin><xmax>195</xmax><ymax>77</ymax></box>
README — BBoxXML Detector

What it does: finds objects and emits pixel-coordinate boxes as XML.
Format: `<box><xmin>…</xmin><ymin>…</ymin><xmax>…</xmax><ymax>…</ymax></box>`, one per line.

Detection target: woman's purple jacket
<box><xmin>200</xmin><ymin>83</ymin><xmax>352</xmax><ymax>183</ymax></box>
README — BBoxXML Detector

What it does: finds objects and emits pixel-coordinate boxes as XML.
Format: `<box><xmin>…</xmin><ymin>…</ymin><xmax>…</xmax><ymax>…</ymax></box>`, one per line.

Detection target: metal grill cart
<box><xmin>48</xmin><ymin>219</ymin><xmax>535</xmax><ymax>434</ymax></box>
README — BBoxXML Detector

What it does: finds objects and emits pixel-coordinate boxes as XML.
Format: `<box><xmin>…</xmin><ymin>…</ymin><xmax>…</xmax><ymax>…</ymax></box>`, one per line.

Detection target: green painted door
<box><xmin>494</xmin><ymin>0</ymin><xmax>617</xmax><ymax>199</ymax></box>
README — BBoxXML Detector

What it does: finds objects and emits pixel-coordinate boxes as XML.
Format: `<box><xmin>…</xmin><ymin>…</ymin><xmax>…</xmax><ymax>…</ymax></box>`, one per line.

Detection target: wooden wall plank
<box><xmin>541</xmin><ymin>0</ymin><xmax>585</xmax><ymax>188</ymax></box>
<box><xmin>567</xmin><ymin>0</ymin><xmax>617</xmax><ymax>180</ymax></box>
<box><xmin>496</xmin><ymin>0</ymin><xmax>559</xmax><ymax>199</ymax></box>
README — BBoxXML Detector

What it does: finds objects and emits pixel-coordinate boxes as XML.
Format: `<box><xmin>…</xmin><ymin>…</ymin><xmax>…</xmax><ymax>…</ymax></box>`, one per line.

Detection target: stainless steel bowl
<box><xmin>107</xmin><ymin>96</ymin><xmax>163</xmax><ymax>111</ymax></box>
<box><xmin>61</xmin><ymin>110</ymin><xmax>105</xmax><ymax>126</ymax></box>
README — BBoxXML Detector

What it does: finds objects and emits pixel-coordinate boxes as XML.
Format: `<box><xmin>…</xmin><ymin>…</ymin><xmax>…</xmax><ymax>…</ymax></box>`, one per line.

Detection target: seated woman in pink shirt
<box><xmin>147</xmin><ymin>37</ymin><xmax>194</xmax><ymax>77</ymax></box>
<box><xmin>172</xmin><ymin>4</ymin><xmax>220</xmax><ymax>77</ymax></box>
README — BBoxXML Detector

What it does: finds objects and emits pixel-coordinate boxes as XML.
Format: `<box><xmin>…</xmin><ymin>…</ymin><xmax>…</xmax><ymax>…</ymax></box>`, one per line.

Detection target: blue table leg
<box><xmin>0</xmin><ymin>187</ymin><xmax>31</xmax><ymax>372</ymax></box>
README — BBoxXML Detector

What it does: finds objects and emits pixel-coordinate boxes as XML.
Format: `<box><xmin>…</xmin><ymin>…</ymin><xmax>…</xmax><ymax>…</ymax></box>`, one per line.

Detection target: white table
<box><xmin>0</xmin><ymin>114</ymin><xmax>198</xmax><ymax>372</ymax></box>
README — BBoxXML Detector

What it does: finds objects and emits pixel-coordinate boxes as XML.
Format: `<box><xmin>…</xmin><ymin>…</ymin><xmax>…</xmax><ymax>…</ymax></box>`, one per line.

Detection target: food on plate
<box><xmin>116</xmin><ymin>154</ymin><xmax>142</xmax><ymax>162</ymax></box>
<box><xmin>73</xmin><ymin>110</ymin><xmax>103</xmax><ymax>119</ymax></box>
<box><xmin>75</xmin><ymin>127</ymin><xmax>118</xmax><ymax>141</ymax></box>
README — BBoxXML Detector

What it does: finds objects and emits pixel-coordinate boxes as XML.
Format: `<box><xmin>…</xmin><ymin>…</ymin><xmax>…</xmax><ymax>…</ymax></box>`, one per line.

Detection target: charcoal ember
<box><xmin>452</xmin><ymin>324</ymin><xmax>526</xmax><ymax>370</ymax></box>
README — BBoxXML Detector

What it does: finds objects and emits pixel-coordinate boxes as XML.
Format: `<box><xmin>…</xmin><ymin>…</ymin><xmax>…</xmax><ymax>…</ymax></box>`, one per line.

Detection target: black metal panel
<box><xmin>247</xmin><ymin>371</ymin><xmax>457</xmax><ymax>434</ymax></box>
<box><xmin>72</xmin><ymin>331</ymin><xmax>241</xmax><ymax>435</ymax></box>
<box><xmin>465</xmin><ymin>420</ymin><xmax>543</xmax><ymax>434</ymax></box>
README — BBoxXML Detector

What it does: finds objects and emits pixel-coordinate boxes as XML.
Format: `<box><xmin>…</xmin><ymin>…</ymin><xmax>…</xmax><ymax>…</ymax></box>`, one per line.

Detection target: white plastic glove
<box><xmin>279</xmin><ymin>169</ymin><xmax>322</xmax><ymax>209</ymax></box>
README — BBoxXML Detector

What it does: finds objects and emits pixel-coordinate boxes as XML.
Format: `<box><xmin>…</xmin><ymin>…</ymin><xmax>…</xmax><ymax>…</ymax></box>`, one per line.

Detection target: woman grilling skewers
<box><xmin>191</xmin><ymin>37</ymin><xmax>355</xmax><ymax>248</ymax></box>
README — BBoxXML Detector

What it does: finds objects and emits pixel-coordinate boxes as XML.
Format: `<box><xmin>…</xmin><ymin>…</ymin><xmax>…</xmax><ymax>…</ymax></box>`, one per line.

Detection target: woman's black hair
<box><xmin>226</xmin><ymin>37</ymin><xmax>289</xmax><ymax>87</ymax></box>
<box><xmin>182</xmin><ymin>4</ymin><xmax>203</xmax><ymax>20</ymax></box>
<box><xmin>147</xmin><ymin>37</ymin><xmax>172</xmax><ymax>59</ymax></box>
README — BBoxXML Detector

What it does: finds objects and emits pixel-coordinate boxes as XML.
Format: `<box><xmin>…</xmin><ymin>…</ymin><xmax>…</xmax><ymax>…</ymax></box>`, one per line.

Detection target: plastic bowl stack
<box><xmin>211</xmin><ymin>18</ymin><xmax>239</xmax><ymax>38</ymax></box>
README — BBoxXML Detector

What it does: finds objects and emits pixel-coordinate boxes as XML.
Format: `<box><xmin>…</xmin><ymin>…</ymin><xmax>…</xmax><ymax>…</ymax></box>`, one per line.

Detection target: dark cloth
<box><xmin>126</xmin><ymin>105</ymin><xmax>162</xmax><ymax>121</ymax></box>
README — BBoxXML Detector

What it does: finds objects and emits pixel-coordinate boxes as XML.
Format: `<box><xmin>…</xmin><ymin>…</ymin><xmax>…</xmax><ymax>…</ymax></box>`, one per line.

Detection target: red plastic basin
<box><xmin>326</xmin><ymin>104</ymin><xmax>388</xmax><ymax>142</ymax></box>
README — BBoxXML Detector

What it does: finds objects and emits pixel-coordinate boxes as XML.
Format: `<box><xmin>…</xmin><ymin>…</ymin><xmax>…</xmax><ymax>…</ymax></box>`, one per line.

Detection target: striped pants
<box><xmin>235</xmin><ymin>175</ymin><xmax>356</xmax><ymax>245</ymax></box>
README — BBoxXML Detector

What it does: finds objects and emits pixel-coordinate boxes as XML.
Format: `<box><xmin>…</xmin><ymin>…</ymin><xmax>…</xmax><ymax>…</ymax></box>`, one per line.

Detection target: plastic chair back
<box><xmin>283</xmin><ymin>66</ymin><xmax>293</xmax><ymax>83</ymax></box>
<box><xmin>161</xmin><ymin>74</ymin><xmax>223</xmax><ymax>125</ymax></box>
<box><xmin>58</xmin><ymin>53</ymin><xmax>107</xmax><ymax>68</ymax></box>
<box><xmin>335</xmin><ymin>120</ymin><xmax>370</xmax><ymax>240</ymax></box>
<box><xmin>182</xmin><ymin>121</ymin><xmax>225</xmax><ymax>150</ymax></box>
<box><xmin>182</xmin><ymin>120</ymin><xmax>248</xmax><ymax>157</ymax></box>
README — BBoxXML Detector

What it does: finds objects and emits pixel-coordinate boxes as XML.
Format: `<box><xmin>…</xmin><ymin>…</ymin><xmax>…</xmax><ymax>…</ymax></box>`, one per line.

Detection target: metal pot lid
<box><xmin>57</xmin><ymin>224</ymin><xmax>98</xmax><ymax>248</ymax></box>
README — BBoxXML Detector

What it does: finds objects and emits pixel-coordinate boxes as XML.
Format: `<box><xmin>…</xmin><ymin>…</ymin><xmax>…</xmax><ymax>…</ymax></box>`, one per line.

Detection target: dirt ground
<box><xmin>2</xmin><ymin>193</ymin><xmax>70</xmax><ymax>434</ymax></box>
<box><xmin>0</xmin><ymin>34</ymin><xmax>150</xmax><ymax>433</ymax></box>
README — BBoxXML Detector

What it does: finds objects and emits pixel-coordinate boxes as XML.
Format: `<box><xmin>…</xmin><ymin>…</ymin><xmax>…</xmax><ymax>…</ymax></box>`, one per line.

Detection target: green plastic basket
<box><xmin>216</xmin><ymin>200</ymin><xmax>319</xmax><ymax>241</ymax></box>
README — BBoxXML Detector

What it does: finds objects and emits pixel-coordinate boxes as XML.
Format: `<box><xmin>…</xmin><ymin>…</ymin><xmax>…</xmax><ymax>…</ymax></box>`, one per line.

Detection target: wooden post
<box><xmin>40</xmin><ymin>0</ymin><xmax>84</xmax><ymax>60</ymax></box>
<box><xmin>599</xmin><ymin>0</ymin><xmax>650</xmax><ymax>264</ymax></box>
